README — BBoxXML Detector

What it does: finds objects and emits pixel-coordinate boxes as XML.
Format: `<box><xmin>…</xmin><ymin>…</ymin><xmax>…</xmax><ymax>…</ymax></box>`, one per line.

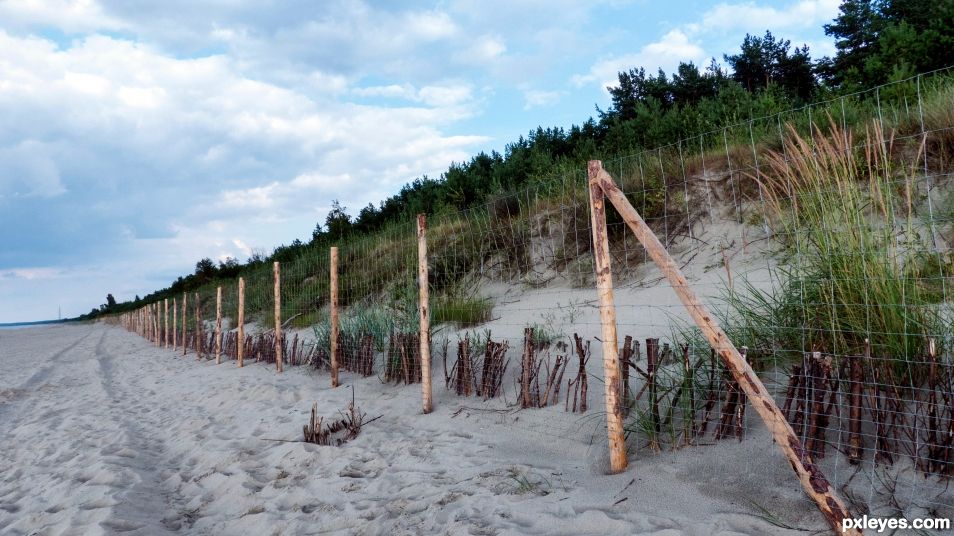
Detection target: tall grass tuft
<box><xmin>727</xmin><ymin>119</ymin><xmax>949</xmax><ymax>383</ymax></box>
<box><xmin>311</xmin><ymin>305</ymin><xmax>402</xmax><ymax>368</ymax></box>
<box><xmin>431</xmin><ymin>294</ymin><xmax>493</xmax><ymax>328</ymax></box>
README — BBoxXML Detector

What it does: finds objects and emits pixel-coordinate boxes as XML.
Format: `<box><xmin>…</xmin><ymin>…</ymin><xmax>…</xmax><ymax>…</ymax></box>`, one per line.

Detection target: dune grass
<box><xmin>431</xmin><ymin>294</ymin><xmax>493</xmax><ymax>328</ymax></box>
<box><xmin>696</xmin><ymin>119</ymin><xmax>951</xmax><ymax>385</ymax></box>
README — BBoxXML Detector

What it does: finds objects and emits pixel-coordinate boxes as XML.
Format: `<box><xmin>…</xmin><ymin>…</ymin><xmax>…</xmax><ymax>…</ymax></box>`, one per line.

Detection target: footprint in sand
<box><xmin>338</xmin><ymin>458</ymin><xmax>384</xmax><ymax>479</ymax></box>
<box><xmin>0</xmin><ymin>503</ymin><xmax>21</xmax><ymax>514</ymax></box>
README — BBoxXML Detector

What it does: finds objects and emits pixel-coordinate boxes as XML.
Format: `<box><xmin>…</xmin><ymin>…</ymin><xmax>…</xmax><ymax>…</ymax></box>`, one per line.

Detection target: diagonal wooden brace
<box><xmin>588</xmin><ymin>160</ymin><xmax>860</xmax><ymax>535</ymax></box>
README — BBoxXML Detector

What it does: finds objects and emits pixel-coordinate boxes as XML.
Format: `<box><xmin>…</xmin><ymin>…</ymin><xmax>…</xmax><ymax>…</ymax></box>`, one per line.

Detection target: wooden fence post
<box><xmin>215</xmin><ymin>285</ymin><xmax>223</xmax><ymax>364</ymax></box>
<box><xmin>330</xmin><ymin>247</ymin><xmax>340</xmax><ymax>387</ymax></box>
<box><xmin>274</xmin><ymin>261</ymin><xmax>283</xmax><ymax>373</ymax></box>
<box><xmin>173</xmin><ymin>297</ymin><xmax>178</xmax><ymax>352</ymax></box>
<box><xmin>194</xmin><ymin>292</ymin><xmax>201</xmax><ymax>359</ymax></box>
<box><xmin>164</xmin><ymin>298</ymin><xmax>169</xmax><ymax>348</ymax></box>
<box><xmin>586</xmin><ymin>164</ymin><xmax>628</xmax><ymax>474</ymax></box>
<box><xmin>588</xmin><ymin>160</ymin><xmax>859</xmax><ymax>535</ymax></box>
<box><xmin>237</xmin><ymin>277</ymin><xmax>245</xmax><ymax>368</ymax></box>
<box><xmin>182</xmin><ymin>292</ymin><xmax>187</xmax><ymax>356</ymax></box>
<box><xmin>154</xmin><ymin>303</ymin><xmax>160</xmax><ymax>346</ymax></box>
<box><xmin>418</xmin><ymin>214</ymin><xmax>433</xmax><ymax>414</ymax></box>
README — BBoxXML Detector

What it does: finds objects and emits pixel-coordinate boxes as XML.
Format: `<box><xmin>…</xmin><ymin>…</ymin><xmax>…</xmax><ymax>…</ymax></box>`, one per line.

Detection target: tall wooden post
<box><xmin>417</xmin><ymin>214</ymin><xmax>433</xmax><ymax>413</ymax></box>
<box><xmin>586</xmin><ymin>163</ymin><xmax>628</xmax><ymax>474</ymax></box>
<box><xmin>154</xmin><ymin>303</ymin><xmax>160</xmax><ymax>346</ymax></box>
<box><xmin>173</xmin><ymin>297</ymin><xmax>178</xmax><ymax>352</ymax></box>
<box><xmin>330</xmin><ymin>247</ymin><xmax>340</xmax><ymax>387</ymax></box>
<box><xmin>194</xmin><ymin>292</ymin><xmax>201</xmax><ymax>359</ymax></box>
<box><xmin>237</xmin><ymin>277</ymin><xmax>245</xmax><ymax>368</ymax></box>
<box><xmin>182</xmin><ymin>292</ymin><xmax>187</xmax><ymax>356</ymax></box>
<box><xmin>164</xmin><ymin>298</ymin><xmax>169</xmax><ymax>348</ymax></box>
<box><xmin>588</xmin><ymin>160</ymin><xmax>859</xmax><ymax>535</ymax></box>
<box><xmin>274</xmin><ymin>261</ymin><xmax>283</xmax><ymax>373</ymax></box>
<box><xmin>215</xmin><ymin>285</ymin><xmax>223</xmax><ymax>364</ymax></box>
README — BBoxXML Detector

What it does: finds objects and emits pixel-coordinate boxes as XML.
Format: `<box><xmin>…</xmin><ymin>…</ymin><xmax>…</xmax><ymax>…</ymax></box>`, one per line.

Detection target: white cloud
<box><xmin>0</xmin><ymin>29</ymin><xmax>489</xmax><ymax>309</ymax></box>
<box><xmin>0</xmin><ymin>140</ymin><xmax>66</xmax><ymax>198</ymax></box>
<box><xmin>351</xmin><ymin>82</ymin><xmax>475</xmax><ymax>108</ymax></box>
<box><xmin>0</xmin><ymin>267</ymin><xmax>62</xmax><ymax>280</ymax></box>
<box><xmin>457</xmin><ymin>34</ymin><xmax>507</xmax><ymax>64</ymax></box>
<box><xmin>522</xmin><ymin>88</ymin><xmax>564</xmax><ymax>110</ymax></box>
<box><xmin>698</xmin><ymin>0</ymin><xmax>841</xmax><ymax>33</ymax></box>
<box><xmin>352</xmin><ymin>84</ymin><xmax>417</xmax><ymax>100</ymax></box>
<box><xmin>418</xmin><ymin>84</ymin><xmax>473</xmax><ymax>107</ymax></box>
<box><xmin>0</xmin><ymin>0</ymin><xmax>127</xmax><ymax>33</ymax></box>
<box><xmin>573</xmin><ymin>0</ymin><xmax>840</xmax><ymax>93</ymax></box>
<box><xmin>308</xmin><ymin>70</ymin><xmax>350</xmax><ymax>95</ymax></box>
<box><xmin>573</xmin><ymin>29</ymin><xmax>706</xmax><ymax>90</ymax></box>
<box><xmin>404</xmin><ymin>10</ymin><xmax>458</xmax><ymax>40</ymax></box>
<box><xmin>231</xmin><ymin>239</ymin><xmax>252</xmax><ymax>257</ymax></box>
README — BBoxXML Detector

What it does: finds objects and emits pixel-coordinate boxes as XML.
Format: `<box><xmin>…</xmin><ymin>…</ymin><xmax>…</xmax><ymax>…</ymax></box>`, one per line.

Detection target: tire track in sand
<box><xmin>94</xmin><ymin>328</ymin><xmax>181</xmax><ymax>534</ymax></box>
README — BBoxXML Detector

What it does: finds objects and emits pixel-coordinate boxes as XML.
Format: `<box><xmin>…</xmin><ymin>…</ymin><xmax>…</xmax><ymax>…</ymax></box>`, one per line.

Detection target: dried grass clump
<box><xmin>302</xmin><ymin>399</ymin><xmax>372</xmax><ymax>446</ymax></box>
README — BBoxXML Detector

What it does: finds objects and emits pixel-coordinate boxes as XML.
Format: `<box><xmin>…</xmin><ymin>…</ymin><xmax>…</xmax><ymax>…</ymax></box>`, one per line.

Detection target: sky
<box><xmin>0</xmin><ymin>0</ymin><xmax>842</xmax><ymax>322</ymax></box>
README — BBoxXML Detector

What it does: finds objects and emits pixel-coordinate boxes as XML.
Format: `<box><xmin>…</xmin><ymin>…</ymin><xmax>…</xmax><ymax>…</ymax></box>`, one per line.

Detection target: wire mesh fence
<box><xmin>116</xmin><ymin>67</ymin><xmax>954</xmax><ymax>527</ymax></box>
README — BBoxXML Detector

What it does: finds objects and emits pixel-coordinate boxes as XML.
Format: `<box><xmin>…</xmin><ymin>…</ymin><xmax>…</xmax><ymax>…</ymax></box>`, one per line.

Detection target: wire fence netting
<box><xmin>118</xmin><ymin>68</ymin><xmax>954</xmax><ymax>522</ymax></box>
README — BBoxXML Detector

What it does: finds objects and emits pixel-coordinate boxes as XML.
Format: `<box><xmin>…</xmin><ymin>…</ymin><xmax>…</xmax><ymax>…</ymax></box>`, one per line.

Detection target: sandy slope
<box><xmin>0</xmin><ymin>321</ymin><xmax>826</xmax><ymax>536</ymax></box>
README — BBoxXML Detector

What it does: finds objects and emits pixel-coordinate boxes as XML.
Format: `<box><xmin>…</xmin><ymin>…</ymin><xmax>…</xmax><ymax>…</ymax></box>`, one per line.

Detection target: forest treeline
<box><xmin>84</xmin><ymin>0</ymin><xmax>954</xmax><ymax>319</ymax></box>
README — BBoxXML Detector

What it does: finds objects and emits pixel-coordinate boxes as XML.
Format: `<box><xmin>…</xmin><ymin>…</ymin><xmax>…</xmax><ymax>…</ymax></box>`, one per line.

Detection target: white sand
<box><xmin>3</xmin><ymin>331</ymin><xmax>823</xmax><ymax>534</ymax></box>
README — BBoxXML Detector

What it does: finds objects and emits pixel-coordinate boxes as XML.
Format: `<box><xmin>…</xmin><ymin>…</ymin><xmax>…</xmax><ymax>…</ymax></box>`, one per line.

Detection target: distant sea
<box><xmin>0</xmin><ymin>320</ymin><xmax>68</xmax><ymax>330</ymax></box>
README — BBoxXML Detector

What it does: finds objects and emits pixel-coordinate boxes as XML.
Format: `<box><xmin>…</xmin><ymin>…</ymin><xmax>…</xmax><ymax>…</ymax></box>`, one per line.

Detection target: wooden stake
<box><xmin>237</xmin><ymin>277</ymin><xmax>245</xmax><ymax>368</ymax></box>
<box><xmin>215</xmin><ymin>285</ymin><xmax>222</xmax><ymax>364</ymax></box>
<box><xmin>589</xmin><ymin>160</ymin><xmax>859</xmax><ymax>534</ymax></box>
<box><xmin>194</xmin><ymin>292</ymin><xmax>201</xmax><ymax>359</ymax></box>
<box><xmin>173</xmin><ymin>297</ymin><xmax>178</xmax><ymax>352</ymax></box>
<box><xmin>182</xmin><ymin>292</ymin><xmax>187</xmax><ymax>356</ymax></box>
<box><xmin>646</xmin><ymin>338</ymin><xmax>661</xmax><ymax>436</ymax></box>
<box><xmin>418</xmin><ymin>214</ymin><xmax>433</xmax><ymax>413</ymax></box>
<box><xmin>521</xmin><ymin>327</ymin><xmax>534</xmax><ymax>408</ymax></box>
<box><xmin>274</xmin><ymin>261</ymin><xmax>282</xmax><ymax>373</ymax></box>
<box><xmin>586</xmin><ymin>163</ymin><xmax>628</xmax><ymax>474</ymax></box>
<box><xmin>164</xmin><ymin>298</ymin><xmax>169</xmax><ymax>348</ymax></box>
<box><xmin>330</xmin><ymin>248</ymin><xmax>339</xmax><ymax>387</ymax></box>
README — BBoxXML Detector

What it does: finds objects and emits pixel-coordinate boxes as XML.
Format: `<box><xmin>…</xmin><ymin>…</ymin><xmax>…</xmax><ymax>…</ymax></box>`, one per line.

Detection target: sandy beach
<box><xmin>0</xmin><ymin>318</ymin><xmax>836</xmax><ymax>535</ymax></box>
